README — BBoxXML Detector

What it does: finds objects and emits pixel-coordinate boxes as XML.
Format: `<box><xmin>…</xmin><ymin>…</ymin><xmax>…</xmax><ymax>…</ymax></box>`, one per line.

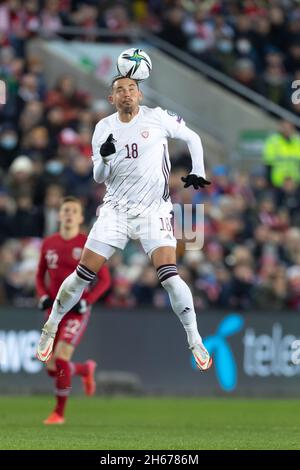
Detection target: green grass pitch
<box><xmin>0</xmin><ymin>396</ymin><xmax>300</xmax><ymax>450</ymax></box>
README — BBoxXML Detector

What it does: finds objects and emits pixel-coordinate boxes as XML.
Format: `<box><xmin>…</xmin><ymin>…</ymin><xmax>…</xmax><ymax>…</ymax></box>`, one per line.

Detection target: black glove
<box><xmin>181</xmin><ymin>174</ymin><xmax>211</xmax><ymax>190</ymax></box>
<box><xmin>100</xmin><ymin>133</ymin><xmax>116</xmax><ymax>157</ymax></box>
<box><xmin>73</xmin><ymin>299</ymin><xmax>89</xmax><ymax>314</ymax></box>
<box><xmin>38</xmin><ymin>295</ymin><xmax>53</xmax><ymax>311</ymax></box>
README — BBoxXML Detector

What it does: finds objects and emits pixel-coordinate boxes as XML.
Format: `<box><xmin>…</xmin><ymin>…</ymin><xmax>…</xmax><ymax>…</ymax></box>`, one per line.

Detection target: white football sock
<box><xmin>161</xmin><ymin>274</ymin><xmax>202</xmax><ymax>348</ymax></box>
<box><xmin>46</xmin><ymin>267</ymin><xmax>94</xmax><ymax>332</ymax></box>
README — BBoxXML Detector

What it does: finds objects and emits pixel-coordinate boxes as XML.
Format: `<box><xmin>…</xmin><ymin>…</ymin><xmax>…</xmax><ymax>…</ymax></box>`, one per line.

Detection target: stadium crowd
<box><xmin>1</xmin><ymin>0</ymin><xmax>300</xmax><ymax>110</ymax></box>
<box><xmin>1</xmin><ymin>0</ymin><xmax>300</xmax><ymax>311</ymax></box>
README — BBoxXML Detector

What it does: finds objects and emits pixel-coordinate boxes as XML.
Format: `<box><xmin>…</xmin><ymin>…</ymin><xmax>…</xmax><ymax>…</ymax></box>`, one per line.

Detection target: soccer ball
<box><xmin>117</xmin><ymin>48</ymin><xmax>152</xmax><ymax>81</ymax></box>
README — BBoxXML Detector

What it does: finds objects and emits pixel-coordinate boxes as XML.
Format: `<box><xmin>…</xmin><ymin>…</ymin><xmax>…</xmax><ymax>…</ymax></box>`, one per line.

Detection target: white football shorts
<box><xmin>85</xmin><ymin>205</ymin><xmax>177</xmax><ymax>259</ymax></box>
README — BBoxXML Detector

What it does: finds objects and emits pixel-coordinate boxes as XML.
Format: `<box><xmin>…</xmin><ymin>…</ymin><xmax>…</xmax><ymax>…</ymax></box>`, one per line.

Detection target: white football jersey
<box><xmin>92</xmin><ymin>106</ymin><xmax>205</xmax><ymax>217</ymax></box>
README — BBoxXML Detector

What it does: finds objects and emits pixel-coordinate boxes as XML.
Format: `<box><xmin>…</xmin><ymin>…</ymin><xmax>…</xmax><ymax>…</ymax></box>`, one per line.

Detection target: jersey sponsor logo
<box><xmin>141</xmin><ymin>130</ymin><xmax>149</xmax><ymax>139</ymax></box>
<box><xmin>72</xmin><ymin>247</ymin><xmax>83</xmax><ymax>260</ymax></box>
<box><xmin>45</xmin><ymin>250</ymin><xmax>58</xmax><ymax>269</ymax></box>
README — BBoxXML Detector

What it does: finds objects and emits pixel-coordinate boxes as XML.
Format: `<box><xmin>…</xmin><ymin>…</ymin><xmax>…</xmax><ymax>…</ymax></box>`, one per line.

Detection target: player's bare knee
<box><xmin>46</xmin><ymin>358</ymin><xmax>56</xmax><ymax>371</ymax></box>
<box><xmin>55</xmin><ymin>350</ymin><xmax>73</xmax><ymax>362</ymax></box>
<box><xmin>151</xmin><ymin>247</ymin><xmax>176</xmax><ymax>269</ymax></box>
<box><xmin>55</xmin><ymin>341</ymin><xmax>74</xmax><ymax>362</ymax></box>
<box><xmin>80</xmin><ymin>247</ymin><xmax>106</xmax><ymax>274</ymax></box>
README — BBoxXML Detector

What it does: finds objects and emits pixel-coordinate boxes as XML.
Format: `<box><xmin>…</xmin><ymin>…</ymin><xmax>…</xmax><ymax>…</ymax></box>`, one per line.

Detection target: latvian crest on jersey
<box><xmin>141</xmin><ymin>130</ymin><xmax>149</xmax><ymax>138</ymax></box>
<box><xmin>72</xmin><ymin>247</ymin><xmax>83</xmax><ymax>260</ymax></box>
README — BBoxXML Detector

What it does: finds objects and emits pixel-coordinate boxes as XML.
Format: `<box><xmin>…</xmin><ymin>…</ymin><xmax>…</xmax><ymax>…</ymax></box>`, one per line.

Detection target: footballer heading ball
<box><xmin>117</xmin><ymin>48</ymin><xmax>152</xmax><ymax>81</ymax></box>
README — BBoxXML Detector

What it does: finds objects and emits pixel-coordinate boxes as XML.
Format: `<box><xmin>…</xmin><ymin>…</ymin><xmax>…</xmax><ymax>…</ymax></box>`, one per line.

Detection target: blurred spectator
<box><xmin>0</xmin><ymin>188</ymin><xmax>13</xmax><ymax>246</ymax></box>
<box><xmin>102</xmin><ymin>3</ymin><xmax>132</xmax><ymax>35</ymax></box>
<box><xmin>255</xmin><ymin>265</ymin><xmax>288</xmax><ymax>310</ymax></box>
<box><xmin>133</xmin><ymin>266</ymin><xmax>159</xmax><ymax>305</ymax></box>
<box><xmin>41</xmin><ymin>0</ymin><xmax>63</xmax><ymax>37</ymax></box>
<box><xmin>33</xmin><ymin>157</ymin><xmax>68</xmax><ymax>206</ymax></box>
<box><xmin>41</xmin><ymin>183</ymin><xmax>64</xmax><ymax>236</ymax></box>
<box><xmin>0</xmin><ymin>238</ymin><xmax>41</xmax><ymax>306</ymax></box>
<box><xmin>21</xmin><ymin>125</ymin><xmax>53</xmax><ymax>161</ymax></box>
<box><xmin>285</xmin><ymin>40</ymin><xmax>300</xmax><ymax>74</ymax></box>
<box><xmin>276</xmin><ymin>177</ymin><xmax>300</xmax><ymax>225</ymax></box>
<box><xmin>0</xmin><ymin>124</ymin><xmax>19</xmax><ymax>170</ymax></box>
<box><xmin>250</xmin><ymin>165</ymin><xmax>271</xmax><ymax>202</ymax></box>
<box><xmin>227</xmin><ymin>263</ymin><xmax>256</xmax><ymax>310</ymax></box>
<box><xmin>106</xmin><ymin>277</ymin><xmax>136</xmax><ymax>308</ymax></box>
<box><xmin>257</xmin><ymin>197</ymin><xmax>284</xmax><ymax>230</ymax></box>
<box><xmin>45</xmin><ymin>74</ymin><xmax>90</xmax><ymax>125</ymax></box>
<box><xmin>260</xmin><ymin>51</ymin><xmax>287</xmax><ymax>105</ymax></box>
<box><xmin>287</xmin><ymin>265</ymin><xmax>300</xmax><ymax>310</ymax></box>
<box><xmin>18</xmin><ymin>100</ymin><xmax>44</xmax><ymax>134</ymax></box>
<box><xmin>159</xmin><ymin>7</ymin><xmax>188</xmax><ymax>50</ymax></box>
<box><xmin>183</xmin><ymin>7</ymin><xmax>214</xmax><ymax>55</ymax></box>
<box><xmin>233</xmin><ymin>58</ymin><xmax>261</xmax><ymax>92</ymax></box>
<box><xmin>65</xmin><ymin>154</ymin><xmax>93</xmax><ymax>197</ymax></box>
<box><xmin>9</xmin><ymin>194</ymin><xmax>43</xmax><ymax>238</ymax></box>
<box><xmin>282</xmin><ymin>228</ymin><xmax>300</xmax><ymax>266</ymax></box>
<box><xmin>7</xmin><ymin>155</ymin><xmax>36</xmax><ymax>199</ymax></box>
<box><xmin>16</xmin><ymin>73</ymin><xmax>42</xmax><ymax>115</ymax></box>
<box><xmin>263</xmin><ymin>120</ymin><xmax>300</xmax><ymax>187</ymax></box>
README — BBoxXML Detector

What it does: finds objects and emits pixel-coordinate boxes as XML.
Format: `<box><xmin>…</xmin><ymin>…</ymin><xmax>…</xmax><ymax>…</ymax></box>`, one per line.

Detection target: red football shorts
<box><xmin>52</xmin><ymin>310</ymin><xmax>91</xmax><ymax>348</ymax></box>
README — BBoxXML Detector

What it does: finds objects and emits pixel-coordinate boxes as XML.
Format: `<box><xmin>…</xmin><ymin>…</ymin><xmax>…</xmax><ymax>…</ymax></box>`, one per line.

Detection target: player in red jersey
<box><xmin>36</xmin><ymin>196</ymin><xmax>111</xmax><ymax>425</ymax></box>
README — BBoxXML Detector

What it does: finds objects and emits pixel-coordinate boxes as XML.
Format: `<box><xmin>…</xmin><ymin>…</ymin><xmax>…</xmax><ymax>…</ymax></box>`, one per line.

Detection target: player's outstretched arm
<box><xmin>178</xmin><ymin>127</ymin><xmax>211</xmax><ymax>189</ymax></box>
<box><xmin>179</xmin><ymin>126</ymin><xmax>207</xmax><ymax>177</ymax></box>
<box><xmin>160</xmin><ymin>109</ymin><xmax>209</xmax><ymax>183</ymax></box>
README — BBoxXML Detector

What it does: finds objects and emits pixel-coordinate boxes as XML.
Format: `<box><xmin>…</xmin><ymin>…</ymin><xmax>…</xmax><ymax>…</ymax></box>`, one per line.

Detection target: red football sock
<box><xmin>55</xmin><ymin>358</ymin><xmax>71</xmax><ymax>417</ymax></box>
<box><xmin>70</xmin><ymin>361</ymin><xmax>89</xmax><ymax>377</ymax></box>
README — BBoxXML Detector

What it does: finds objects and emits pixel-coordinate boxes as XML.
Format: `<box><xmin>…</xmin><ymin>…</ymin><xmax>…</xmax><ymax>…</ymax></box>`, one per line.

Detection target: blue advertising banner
<box><xmin>0</xmin><ymin>308</ymin><xmax>299</xmax><ymax>396</ymax></box>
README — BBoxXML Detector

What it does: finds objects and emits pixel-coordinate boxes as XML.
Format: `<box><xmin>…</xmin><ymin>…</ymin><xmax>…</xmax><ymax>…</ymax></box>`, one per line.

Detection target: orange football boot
<box><xmin>43</xmin><ymin>411</ymin><xmax>65</xmax><ymax>425</ymax></box>
<box><xmin>190</xmin><ymin>343</ymin><xmax>213</xmax><ymax>371</ymax></box>
<box><xmin>82</xmin><ymin>360</ymin><xmax>97</xmax><ymax>396</ymax></box>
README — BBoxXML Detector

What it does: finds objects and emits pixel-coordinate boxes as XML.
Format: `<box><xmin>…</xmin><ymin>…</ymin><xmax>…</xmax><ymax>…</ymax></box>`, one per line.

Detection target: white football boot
<box><xmin>36</xmin><ymin>322</ymin><xmax>57</xmax><ymax>362</ymax></box>
<box><xmin>190</xmin><ymin>343</ymin><xmax>213</xmax><ymax>371</ymax></box>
